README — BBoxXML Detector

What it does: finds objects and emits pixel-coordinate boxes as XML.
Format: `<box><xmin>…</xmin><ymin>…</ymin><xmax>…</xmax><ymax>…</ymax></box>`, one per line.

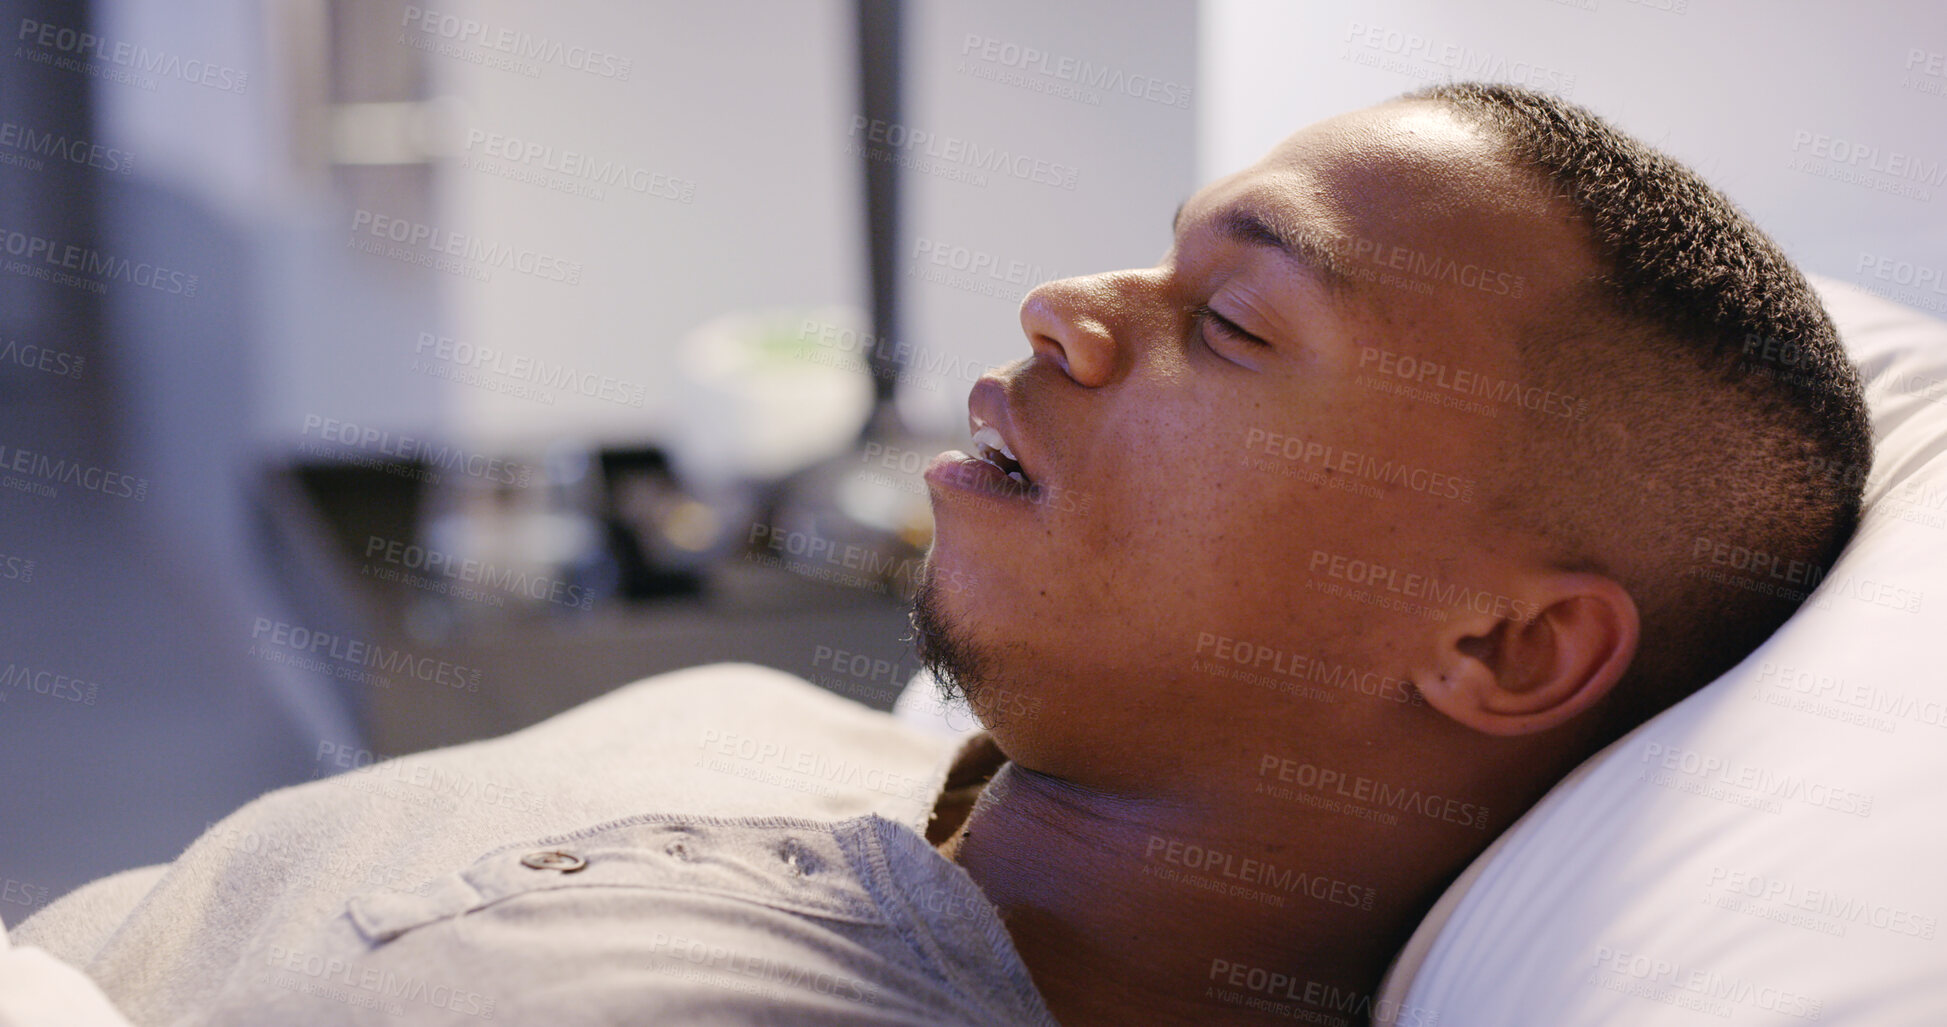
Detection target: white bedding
<box><xmin>1374</xmin><ymin>275</ymin><xmax>1947</xmax><ymax>1024</ymax></box>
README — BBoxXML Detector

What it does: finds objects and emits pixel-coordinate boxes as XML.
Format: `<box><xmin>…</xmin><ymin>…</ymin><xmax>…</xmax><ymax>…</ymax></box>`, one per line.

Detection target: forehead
<box><xmin>1186</xmin><ymin>101</ymin><xmax>1595</xmax><ymax>328</ymax></box>
<box><xmin>1264</xmin><ymin>101</ymin><xmax>1520</xmax><ymax>207</ymax></box>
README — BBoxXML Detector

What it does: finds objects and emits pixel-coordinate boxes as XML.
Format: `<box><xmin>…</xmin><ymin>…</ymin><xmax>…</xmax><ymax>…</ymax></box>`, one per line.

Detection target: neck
<box><xmin>941</xmin><ymin>761</ymin><xmax>1476</xmax><ymax>1027</ymax></box>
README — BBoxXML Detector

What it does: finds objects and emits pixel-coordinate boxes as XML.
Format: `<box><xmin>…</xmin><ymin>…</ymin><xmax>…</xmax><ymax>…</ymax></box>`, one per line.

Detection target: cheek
<box><xmin>1101</xmin><ymin>422</ymin><xmax>1395</xmax><ymax>610</ymax></box>
<box><xmin>1088</xmin><ymin>439</ymin><xmax>1317</xmax><ymax>590</ymax></box>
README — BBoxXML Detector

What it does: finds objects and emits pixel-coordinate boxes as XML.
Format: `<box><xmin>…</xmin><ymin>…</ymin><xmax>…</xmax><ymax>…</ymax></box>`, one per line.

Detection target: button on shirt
<box><xmin>12</xmin><ymin>664</ymin><xmax>1059</xmax><ymax>1026</ymax></box>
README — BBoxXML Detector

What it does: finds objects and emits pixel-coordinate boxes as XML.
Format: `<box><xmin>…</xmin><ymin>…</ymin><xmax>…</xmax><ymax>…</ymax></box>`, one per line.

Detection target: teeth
<box><xmin>970</xmin><ymin>424</ymin><xmax>1017</xmax><ymax>462</ymax></box>
<box><xmin>970</xmin><ymin>419</ymin><xmax>1030</xmax><ymax>485</ymax></box>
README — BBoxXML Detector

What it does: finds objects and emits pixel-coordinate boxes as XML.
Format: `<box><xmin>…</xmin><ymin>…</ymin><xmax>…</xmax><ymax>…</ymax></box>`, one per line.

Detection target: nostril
<box><xmin>1024</xmin><ymin>330</ymin><xmax>1070</xmax><ymax>377</ymax></box>
<box><xmin>1020</xmin><ymin>269</ymin><xmax>1149</xmax><ymax>382</ymax></box>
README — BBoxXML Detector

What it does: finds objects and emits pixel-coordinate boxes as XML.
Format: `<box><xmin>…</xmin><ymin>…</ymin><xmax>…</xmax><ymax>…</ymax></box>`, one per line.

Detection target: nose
<box><xmin>1018</xmin><ymin>271</ymin><xmax>1150</xmax><ymax>388</ymax></box>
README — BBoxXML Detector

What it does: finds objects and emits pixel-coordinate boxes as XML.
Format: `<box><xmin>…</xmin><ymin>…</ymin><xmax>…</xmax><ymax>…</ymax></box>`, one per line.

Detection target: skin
<box><xmin>914</xmin><ymin>100</ymin><xmax>1642</xmax><ymax>1026</ymax></box>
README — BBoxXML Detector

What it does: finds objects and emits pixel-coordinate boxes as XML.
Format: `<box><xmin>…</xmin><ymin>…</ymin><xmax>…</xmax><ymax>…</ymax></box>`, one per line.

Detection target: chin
<box><xmin>912</xmin><ymin>555</ymin><xmax>1073</xmax><ymax>751</ymax></box>
<box><xmin>910</xmin><ymin>553</ymin><xmax>990</xmax><ymax>702</ymax></box>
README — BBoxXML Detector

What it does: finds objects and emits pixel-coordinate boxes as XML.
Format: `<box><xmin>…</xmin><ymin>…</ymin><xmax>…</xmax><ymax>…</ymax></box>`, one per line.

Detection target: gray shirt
<box><xmin>12</xmin><ymin>664</ymin><xmax>1059</xmax><ymax>1026</ymax></box>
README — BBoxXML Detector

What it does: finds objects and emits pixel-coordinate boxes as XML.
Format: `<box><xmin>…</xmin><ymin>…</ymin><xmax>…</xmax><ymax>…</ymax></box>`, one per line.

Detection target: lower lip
<box><xmin>923</xmin><ymin>450</ymin><xmax>1037</xmax><ymax>504</ymax></box>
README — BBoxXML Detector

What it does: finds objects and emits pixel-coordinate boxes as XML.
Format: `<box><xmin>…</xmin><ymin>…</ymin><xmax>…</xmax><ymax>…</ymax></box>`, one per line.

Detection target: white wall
<box><xmin>897</xmin><ymin>0</ymin><xmax>1199</xmax><ymax>434</ymax></box>
<box><xmin>1200</xmin><ymin>0</ymin><xmax>1947</xmax><ymax>310</ymax></box>
<box><xmin>96</xmin><ymin>0</ymin><xmax>1199</xmax><ymax>451</ymax></box>
<box><xmin>89</xmin><ymin>0</ymin><xmax>867</xmax><ymax>455</ymax></box>
<box><xmin>430</xmin><ymin>0</ymin><xmax>867</xmax><ymax>449</ymax></box>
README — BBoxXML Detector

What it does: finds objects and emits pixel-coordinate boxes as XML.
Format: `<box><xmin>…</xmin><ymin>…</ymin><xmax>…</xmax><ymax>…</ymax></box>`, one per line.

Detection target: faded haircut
<box><xmin>1404</xmin><ymin>82</ymin><xmax>1874</xmax><ymax>738</ymax></box>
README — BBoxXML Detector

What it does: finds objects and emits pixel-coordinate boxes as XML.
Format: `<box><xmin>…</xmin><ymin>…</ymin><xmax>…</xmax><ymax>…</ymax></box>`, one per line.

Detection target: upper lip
<box><xmin>967</xmin><ymin>375</ymin><xmax>1038</xmax><ymax>485</ymax></box>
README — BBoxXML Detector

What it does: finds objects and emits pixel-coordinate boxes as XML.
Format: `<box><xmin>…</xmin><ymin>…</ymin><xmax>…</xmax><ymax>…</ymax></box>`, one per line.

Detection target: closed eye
<box><xmin>1193</xmin><ymin>304</ymin><xmax>1269</xmax><ymax>349</ymax></box>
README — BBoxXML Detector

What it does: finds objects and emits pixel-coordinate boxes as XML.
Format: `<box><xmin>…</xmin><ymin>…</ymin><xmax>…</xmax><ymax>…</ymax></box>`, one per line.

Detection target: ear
<box><xmin>1411</xmin><ymin>573</ymin><xmax>1639</xmax><ymax>737</ymax></box>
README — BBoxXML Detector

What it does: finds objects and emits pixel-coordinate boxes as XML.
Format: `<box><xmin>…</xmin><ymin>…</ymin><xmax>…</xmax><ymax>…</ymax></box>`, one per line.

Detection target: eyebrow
<box><xmin>1173</xmin><ymin>201</ymin><xmax>1356</xmax><ymax>296</ymax></box>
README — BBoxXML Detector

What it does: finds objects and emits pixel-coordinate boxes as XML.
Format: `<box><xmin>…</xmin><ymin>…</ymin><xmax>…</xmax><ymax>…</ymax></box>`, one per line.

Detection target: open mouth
<box><xmin>971</xmin><ymin>420</ymin><xmax>1031</xmax><ymax>485</ymax></box>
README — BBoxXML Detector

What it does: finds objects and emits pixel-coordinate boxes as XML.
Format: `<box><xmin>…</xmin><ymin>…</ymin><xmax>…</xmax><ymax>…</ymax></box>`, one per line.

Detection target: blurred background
<box><xmin>1</xmin><ymin>0</ymin><xmax>1940</xmax><ymax>907</ymax></box>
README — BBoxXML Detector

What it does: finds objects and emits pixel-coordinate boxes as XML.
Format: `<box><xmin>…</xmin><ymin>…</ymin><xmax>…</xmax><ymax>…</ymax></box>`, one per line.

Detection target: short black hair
<box><xmin>1404</xmin><ymin>82</ymin><xmax>1873</xmax><ymax>736</ymax></box>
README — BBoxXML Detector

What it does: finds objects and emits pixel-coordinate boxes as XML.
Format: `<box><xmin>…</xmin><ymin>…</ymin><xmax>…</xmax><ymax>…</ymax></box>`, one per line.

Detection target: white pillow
<box><xmin>0</xmin><ymin>910</ymin><xmax>133</xmax><ymax>1027</ymax></box>
<box><xmin>1377</xmin><ymin>276</ymin><xmax>1947</xmax><ymax>1025</ymax></box>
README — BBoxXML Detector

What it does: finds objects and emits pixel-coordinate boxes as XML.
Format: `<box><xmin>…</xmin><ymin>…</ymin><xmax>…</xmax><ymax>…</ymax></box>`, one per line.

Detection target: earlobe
<box><xmin>1412</xmin><ymin>574</ymin><xmax>1640</xmax><ymax>737</ymax></box>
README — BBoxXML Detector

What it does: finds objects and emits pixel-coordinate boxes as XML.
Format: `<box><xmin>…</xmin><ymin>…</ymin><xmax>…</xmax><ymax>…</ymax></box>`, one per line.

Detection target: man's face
<box><xmin>914</xmin><ymin>100</ymin><xmax>1597</xmax><ymax>793</ymax></box>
